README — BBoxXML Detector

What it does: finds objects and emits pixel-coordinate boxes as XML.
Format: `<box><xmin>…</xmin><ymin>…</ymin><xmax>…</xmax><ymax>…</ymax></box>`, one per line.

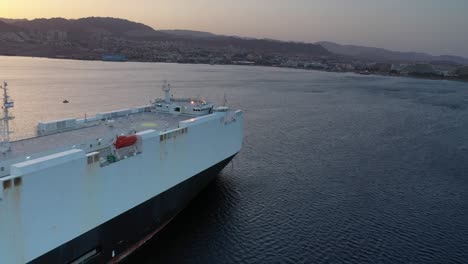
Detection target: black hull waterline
<box><xmin>30</xmin><ymin>154</ymin><xmax>236</xmax><ymax>264</ymax></box>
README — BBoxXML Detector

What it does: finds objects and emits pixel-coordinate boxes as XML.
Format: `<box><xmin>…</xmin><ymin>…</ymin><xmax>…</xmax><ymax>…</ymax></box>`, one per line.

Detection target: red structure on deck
<box><xmin>114</xmin><ymin>135</ymin><xmax>138</xmax><ymax>149</ymax></box>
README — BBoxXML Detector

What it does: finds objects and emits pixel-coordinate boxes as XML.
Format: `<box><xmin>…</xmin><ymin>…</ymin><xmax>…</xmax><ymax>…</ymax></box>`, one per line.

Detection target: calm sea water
<box><xmin>2</xmin><ymin>56</ymin><xmax>468</xmax><ymax>263</ymax></box>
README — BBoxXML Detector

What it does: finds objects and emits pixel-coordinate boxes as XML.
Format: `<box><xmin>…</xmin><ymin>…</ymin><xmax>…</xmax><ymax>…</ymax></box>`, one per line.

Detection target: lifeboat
<box><xmin>114</xmin><ymin>135</ymin><xmax>138</xmax><ymax>149</ymax></box>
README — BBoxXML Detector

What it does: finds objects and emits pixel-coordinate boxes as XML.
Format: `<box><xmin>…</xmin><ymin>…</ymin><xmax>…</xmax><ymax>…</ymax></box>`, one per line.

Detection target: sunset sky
<box><xmin>1</xmin><ymin>0</ymin><xmax>468</xmax><ymax>57</ymax></box>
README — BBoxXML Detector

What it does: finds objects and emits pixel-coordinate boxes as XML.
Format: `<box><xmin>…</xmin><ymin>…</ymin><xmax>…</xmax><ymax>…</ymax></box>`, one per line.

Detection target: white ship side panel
<box><xmin>0</xmin><ymin>111</ymin><xmax>243</xmax><ymax>263</ymax></box>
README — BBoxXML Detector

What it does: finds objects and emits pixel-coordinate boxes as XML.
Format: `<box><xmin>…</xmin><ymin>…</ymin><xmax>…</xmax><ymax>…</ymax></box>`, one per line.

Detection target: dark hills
<box><xmin>0</xmin><ymin>20</ymin><xmax>20</xmax><ymax>32</ymax></box>
<box><xmin>0</xmin><ymin>18</ymin><xmax>28</xmax><ymax>24</ymax></box>
<box><xmin>317</xmin><ymin>41</ymin><xmax>468</xmax><ymax>65</ymax></box>
<box><xmin>157</xmin><ymin>29</ymin><xmax>220</xmax><ymax>39</ymax></box>
<box><xmin>0</xmin><ymin>17</ymin><xmax>466</xmax><ymax>66</ymax></box>
<box><xmin>0</xmin><ymin>17</ymin><xmax>330</xmax><ymax>58</ymax></box>
<box><xmin>8</xmin><ymin>17</ymin><xmax>170</xmax><ymax>41</ymax></box>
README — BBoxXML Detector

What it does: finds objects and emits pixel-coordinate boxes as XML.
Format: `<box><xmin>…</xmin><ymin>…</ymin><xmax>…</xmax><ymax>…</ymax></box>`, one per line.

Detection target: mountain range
<box><xmin>0</xmin><ymin>17</ymin><xmax>330</xmax><ymax>58</ymax></box>
<box><xmin>0</xmin><ymin>17</ymin><xmax>168</xmax><ymax>40</ymax></box>
<box><xmin>317</xmin><ymin>41</ymin><xmax>468</xmax><ymax>65</ymax></box>
<box><xmin>0</xmin><ymin>17</ymin><xmax>466</xmax><ymax>65</ymax></box>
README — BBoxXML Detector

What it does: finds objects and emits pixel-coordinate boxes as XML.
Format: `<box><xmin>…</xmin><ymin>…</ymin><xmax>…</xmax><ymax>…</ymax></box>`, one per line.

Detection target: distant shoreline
<box><xmin>1</xmin><ymin>54</ymin><xmax>467</xmax><ymax>83</ymax></box>
<box><xmin>1</xmin><ymin>16</ymin><xmax>467</xmax><ymax>85</ymax></box>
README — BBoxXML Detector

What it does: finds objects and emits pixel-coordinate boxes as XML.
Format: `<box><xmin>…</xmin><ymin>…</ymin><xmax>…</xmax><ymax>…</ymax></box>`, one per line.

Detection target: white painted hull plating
<box><xmin>0</xmin><ymin>110</ymin><xmax>244</xmax><ymax>263</ymax></box>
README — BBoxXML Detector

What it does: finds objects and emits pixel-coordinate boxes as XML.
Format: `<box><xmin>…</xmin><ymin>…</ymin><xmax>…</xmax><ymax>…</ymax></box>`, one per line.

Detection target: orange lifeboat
<box><xmin>114</xmin><ymin>135</ymin><xmax>138</xmax><ymax>149</ymax></box>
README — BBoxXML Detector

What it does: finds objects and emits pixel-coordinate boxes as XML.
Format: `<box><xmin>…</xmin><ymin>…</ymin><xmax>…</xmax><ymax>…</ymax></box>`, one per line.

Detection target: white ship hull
<box><xmin>0</xmin><ymin>110</ymin><xmax>244</xmax><ymax>263</ymax></box>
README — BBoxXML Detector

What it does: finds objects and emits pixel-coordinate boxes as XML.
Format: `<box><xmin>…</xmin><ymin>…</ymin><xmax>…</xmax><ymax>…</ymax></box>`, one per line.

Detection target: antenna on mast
<box><xmin>0</xmin><ymin>81</ymin><xmax>14</xmax><ymax>153</ymax></box>
<box><xmin>162</xmin><ymin>80</ymin><xmax>171</xmax><ymax>103</ymax></box>
<box><xmin>223</xmin><ymin>92</ymin><xmax>228</xmax><ymax>107</ymax></box>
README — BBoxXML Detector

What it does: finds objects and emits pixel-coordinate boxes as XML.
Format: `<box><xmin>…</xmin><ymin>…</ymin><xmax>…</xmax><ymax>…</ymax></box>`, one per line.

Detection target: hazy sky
<box><xmin>1</xmin><ymin>0</ymin><xmax>468</xmax><ymax>57</ymax></box>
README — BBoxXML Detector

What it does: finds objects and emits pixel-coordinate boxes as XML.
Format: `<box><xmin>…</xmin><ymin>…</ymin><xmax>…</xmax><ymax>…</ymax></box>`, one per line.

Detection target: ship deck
<box><xmin>2</xmin><ymin>111</ymin><xmax>192</xmax><ymax>162</ymax></box>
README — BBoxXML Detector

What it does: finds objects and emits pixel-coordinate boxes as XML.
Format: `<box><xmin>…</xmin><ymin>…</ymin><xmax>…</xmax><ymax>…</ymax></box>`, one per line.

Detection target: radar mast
<box><xmin>0</xmin><ymin>81</ymin><xmax>14</xmax><ymax>153</ymax></box>
<box><xmin>162</xmin><ymin>81</ymin><xmax>171</xmax><ymax>103</ymax></box>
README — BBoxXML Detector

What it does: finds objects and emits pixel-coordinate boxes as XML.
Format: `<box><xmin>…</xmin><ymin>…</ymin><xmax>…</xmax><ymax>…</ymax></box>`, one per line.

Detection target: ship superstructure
<box><xmin>0</xmin><ymin>81</ymin><xmax>244</xmax><ymax>264</ymax></box>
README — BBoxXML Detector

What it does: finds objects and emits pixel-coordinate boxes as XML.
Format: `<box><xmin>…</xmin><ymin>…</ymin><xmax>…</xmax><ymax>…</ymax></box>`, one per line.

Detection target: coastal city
<box><xmin>0</xmin><ymin>17</ymin><xmax>467</xmax><ymax>82</ymax></box>
<box><xmin>70</xmin><ymin>37</ymin><xmax>468</xmax><ymax>81</ymax></box>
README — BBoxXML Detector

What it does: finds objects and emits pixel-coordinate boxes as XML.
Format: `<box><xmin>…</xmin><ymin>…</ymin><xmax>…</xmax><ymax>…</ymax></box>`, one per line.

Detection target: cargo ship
<box><xmin>0</xmin><ymin>81</ymin><xmax>244</xmax><ymax>263</ymax></box>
